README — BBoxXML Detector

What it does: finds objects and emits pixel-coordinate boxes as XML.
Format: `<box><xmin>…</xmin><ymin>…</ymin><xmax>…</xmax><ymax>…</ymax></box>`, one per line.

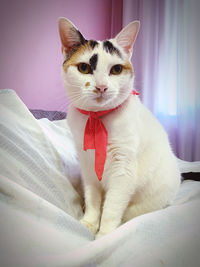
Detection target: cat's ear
<box><xmin>58</xmin><ymin>17</ymin><xmax>87</xmax><ymax>56</ymax></box>
<box><xmin>115</xmin><ymin>21</ymin><xmax>140</xmax><ymax>56</ymax></box>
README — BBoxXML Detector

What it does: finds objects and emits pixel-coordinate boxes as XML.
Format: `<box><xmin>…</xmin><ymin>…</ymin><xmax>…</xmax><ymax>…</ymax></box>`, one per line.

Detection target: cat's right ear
<box><xmin>58</xmin><ymin>17</ymin><xmax>86</xmax><ymax>57</ymax></box>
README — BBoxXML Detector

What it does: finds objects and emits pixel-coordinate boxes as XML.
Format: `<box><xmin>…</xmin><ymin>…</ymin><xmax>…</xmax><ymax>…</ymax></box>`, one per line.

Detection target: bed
<box><xmin>0</xmin><ymin>89</ymin><xmax>200</xmax><ymax>267</ymax></box>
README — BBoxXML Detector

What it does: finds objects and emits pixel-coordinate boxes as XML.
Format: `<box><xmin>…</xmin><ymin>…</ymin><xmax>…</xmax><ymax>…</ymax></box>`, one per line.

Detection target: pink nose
<box><xmin>95</xmin><ymin>85</ymin><xmax>108</xmax><ymax>93</ymax></box>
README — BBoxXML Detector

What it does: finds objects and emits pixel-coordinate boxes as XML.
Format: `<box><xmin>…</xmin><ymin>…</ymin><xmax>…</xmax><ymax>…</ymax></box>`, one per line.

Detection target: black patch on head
<box><xmin>103</xmin><ymin>40</ymin><xmax>121</xmax><ymax>57</ymax></box>
<box><xmin>89</xmin><ymin>54</ymin><xmax>98</xmax><ymax>71</ymax></box>
<box><xmin>89</xmin><ymin>40</ymin><xmax>99</xmax><ymax>49</ymax></box>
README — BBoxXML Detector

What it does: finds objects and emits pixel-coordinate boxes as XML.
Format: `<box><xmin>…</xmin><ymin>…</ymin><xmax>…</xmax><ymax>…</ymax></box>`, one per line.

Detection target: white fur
<box><xmin>59</xmin><ymin>18</ymin><xmax>180</xmax><ymax>238</ymax></box>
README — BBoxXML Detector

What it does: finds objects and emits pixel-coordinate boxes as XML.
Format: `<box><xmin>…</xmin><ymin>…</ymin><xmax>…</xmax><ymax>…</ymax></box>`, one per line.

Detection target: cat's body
<box><xmin>58</xmin><ymin>18</ymin><xmax>180</xmax><ymax>238</ymax></box>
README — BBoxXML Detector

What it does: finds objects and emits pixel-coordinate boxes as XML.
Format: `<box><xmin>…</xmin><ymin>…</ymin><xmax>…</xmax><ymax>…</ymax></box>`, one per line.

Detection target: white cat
<box><xmin>58</xmin><ymin>17</ymin><xmax>180</xmax><ymax>238</ymax></box>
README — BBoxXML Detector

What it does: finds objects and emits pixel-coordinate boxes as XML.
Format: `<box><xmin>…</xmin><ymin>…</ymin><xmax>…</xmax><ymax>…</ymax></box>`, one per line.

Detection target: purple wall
<box><xmin>0</xmin><ymin>0</ymin><xmax>121</xmax><ymax>111</ymax></box>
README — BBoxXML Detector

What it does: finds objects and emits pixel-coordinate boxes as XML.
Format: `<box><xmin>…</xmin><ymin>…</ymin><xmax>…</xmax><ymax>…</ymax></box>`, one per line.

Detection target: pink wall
<box><xmin>0</xmin><ymin>0</ymin><xmax>121</xmax><ymax>111</ymax></box>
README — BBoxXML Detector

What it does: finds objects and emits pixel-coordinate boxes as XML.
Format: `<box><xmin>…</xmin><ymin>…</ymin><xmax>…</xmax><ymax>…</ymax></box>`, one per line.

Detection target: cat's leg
<box><xmin>80</xmin><ymin>180</ymin><xmax>102</xmax><ymax>235</ymax></box>
<box><xmin>78</xmin><ymin>151</ymin><xmax>103</xmax><ymax>234</ymax></box>
<box><xmin>96</xmin><ymin>178</ymin><xmax>134</xmax><ymax>238</ymax></box>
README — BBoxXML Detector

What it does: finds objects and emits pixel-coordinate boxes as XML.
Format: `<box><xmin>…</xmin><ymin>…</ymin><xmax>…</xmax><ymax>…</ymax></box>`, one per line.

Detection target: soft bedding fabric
<box><xmin>0</xmin><ymin>89</ymin><xmax>200</xmax><ymax>267</ymax></box>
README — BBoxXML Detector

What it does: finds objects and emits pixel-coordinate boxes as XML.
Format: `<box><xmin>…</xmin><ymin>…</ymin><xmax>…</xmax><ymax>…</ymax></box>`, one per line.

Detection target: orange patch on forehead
<box><xmin>63</xmin><ymin>42</ymin><xmax>93</xmax><ymax>72</ymax></box>
<box><xmin>123</xmin><ymin>61</ymin><xmax>134</xmax><ymax>76</ymax></box>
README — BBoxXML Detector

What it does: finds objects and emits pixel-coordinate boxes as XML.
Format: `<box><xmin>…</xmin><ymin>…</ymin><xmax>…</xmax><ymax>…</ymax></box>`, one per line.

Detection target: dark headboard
<box><xmin>30</xmin><ymin>109</ymin><xmax>66</xmax><ymax>121</ymax></box>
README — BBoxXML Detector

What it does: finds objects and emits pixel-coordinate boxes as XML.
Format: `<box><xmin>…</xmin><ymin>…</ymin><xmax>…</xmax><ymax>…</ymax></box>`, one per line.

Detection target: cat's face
<box><xmin>59</xmin><ymin>18</ymin><xmax>139</xmax><ymax>111</ymax></box>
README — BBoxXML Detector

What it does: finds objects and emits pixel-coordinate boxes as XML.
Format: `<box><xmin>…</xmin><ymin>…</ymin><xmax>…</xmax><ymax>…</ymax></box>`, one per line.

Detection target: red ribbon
<box><xmin>77</xmin><ymin>90</ymin><xmax>139</xmax><ymax>181</ymax></box>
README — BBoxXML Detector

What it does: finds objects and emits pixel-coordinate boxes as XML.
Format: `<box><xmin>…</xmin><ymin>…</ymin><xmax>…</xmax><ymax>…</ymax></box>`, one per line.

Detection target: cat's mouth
<box><xmin>94</xmin><ymin>94</ymin><xmax>111</xmax><ymax>105</ymax></box>
<box><xmin>91</xmin><ymin>88</ymin><xmax>113</xmax><ymax>106</ymax></box>
<box><xmin>93</xmin><ymin>91</ymin><xmax>117</xmax><ymax>107</ymax></box>
<box><xmin>95</xmin><ymin>95</ymin><xmax>104</xmax><ymax>103</ymax></box>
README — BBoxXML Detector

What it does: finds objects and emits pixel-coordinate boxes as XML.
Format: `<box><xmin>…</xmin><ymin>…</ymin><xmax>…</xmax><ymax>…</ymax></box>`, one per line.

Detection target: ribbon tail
<box><xmin>95</xmin><ymin>148</ymin><xmax>106</xmax><ymax>181</ymax></box>
<box><xmin>94</xmin><ymin>120</ymin><xmax>108</xmax><ymax>181</ymax></box>
<box><xmin>83</xmin><ymin>117</ymin><xmax>95</xmax><ymax>150</ymax></box>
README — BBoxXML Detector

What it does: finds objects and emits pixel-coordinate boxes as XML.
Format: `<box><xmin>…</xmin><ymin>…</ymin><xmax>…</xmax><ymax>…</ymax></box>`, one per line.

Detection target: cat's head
<box><xmin>58</xmin><ymin>18</ymin><xmax>139</xmax><ymax>111</ymax></box>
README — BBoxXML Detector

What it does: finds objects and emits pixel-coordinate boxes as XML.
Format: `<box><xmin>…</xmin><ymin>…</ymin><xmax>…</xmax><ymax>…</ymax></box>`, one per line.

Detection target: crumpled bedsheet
<box><xmin>0</xmin><ymin>89</ymin><xmax>200</xmax><ymax>267</ymax></box>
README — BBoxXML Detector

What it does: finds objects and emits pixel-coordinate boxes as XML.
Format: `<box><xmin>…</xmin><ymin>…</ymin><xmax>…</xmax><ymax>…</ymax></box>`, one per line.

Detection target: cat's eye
<box><xmin>77</xmin><ymin>63</ymin><xmax>92</xmax><ymax>74</ymax></box>
<box><xmin>110</xmin><ymin>64</ymin><xmax>123</xmax><ymax>75</ymax></box>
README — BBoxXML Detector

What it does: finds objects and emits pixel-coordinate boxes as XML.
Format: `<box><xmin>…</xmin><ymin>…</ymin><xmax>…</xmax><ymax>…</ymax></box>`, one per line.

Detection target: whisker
<box><xmin>67</xmin><ymin>92</ymin><xmax>82</xmax><ymax>105</ymax></box>
<box><xmin>65</xmin><ymin>82</ymin><xmax>82</xmax><ymax>88</ymax></box>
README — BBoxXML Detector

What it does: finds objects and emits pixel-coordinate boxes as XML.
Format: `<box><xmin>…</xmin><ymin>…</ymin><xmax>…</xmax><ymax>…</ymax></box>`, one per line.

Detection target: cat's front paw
<box><xmin>80</xmin><ymin>218</ymin><xmax>98</xmax><ymax>235</ymax></box>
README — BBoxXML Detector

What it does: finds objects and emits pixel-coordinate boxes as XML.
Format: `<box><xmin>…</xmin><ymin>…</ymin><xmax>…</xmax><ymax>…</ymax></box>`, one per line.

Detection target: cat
<box><xmin>58</xmin><ymin>17</ymin><xmax>180</xmax><ymax>238</ymax></box>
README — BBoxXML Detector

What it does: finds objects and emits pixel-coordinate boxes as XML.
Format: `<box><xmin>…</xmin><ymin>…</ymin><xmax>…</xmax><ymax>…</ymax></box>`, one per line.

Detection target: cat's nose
<box><xmin>95</xmin><ymin>85</ymin><xmax>108</xmax><ymax>93</ymax></box>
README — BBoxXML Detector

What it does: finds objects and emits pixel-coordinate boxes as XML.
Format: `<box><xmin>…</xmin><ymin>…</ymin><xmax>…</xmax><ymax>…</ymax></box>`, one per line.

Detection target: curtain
<box><xmin>122</xmin><ymin>0</ymin><xmax>200</xmax><ymax>161</ymax></box>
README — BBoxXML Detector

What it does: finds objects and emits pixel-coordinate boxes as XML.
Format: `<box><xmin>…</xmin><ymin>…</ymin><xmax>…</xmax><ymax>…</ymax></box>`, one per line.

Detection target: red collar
<box><xmin>77</xmin><ymin>90</ymin><xmax>139</xmax><ymax>181</ymax></box>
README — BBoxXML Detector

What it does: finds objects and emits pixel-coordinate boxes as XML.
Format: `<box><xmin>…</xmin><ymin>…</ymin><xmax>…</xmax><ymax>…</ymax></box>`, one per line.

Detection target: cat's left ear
<box><xmin>58</xmin><ymin>17</ymin><xmax>87</xmax><ymax>57</ymax></box>
<box><xmin>115</xmin><ymin>21</ymin><xmax>140</xmax><ymax>56</ymax></box>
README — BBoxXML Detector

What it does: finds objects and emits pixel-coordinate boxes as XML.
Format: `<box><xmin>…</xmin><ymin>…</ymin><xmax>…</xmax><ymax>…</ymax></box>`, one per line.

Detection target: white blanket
<box><xmin>0</xmin><ymin>89</ymin><xmax>200</xmax><ymax>267</ymax></box>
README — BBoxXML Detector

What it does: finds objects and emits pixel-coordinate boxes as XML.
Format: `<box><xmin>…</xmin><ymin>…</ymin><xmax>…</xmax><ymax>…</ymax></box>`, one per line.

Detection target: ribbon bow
<box><xmin>77</xmin><ymin>90</ymin><xmax>139</xmax><ymax>181</ymax></box>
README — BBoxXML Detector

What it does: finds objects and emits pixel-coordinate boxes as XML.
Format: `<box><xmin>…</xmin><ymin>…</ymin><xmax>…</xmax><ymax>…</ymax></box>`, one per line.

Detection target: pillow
<box><xmin>0</xmin><ymin>89</ymin><xmax>83</xmax><ymax>219</ymax></box>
